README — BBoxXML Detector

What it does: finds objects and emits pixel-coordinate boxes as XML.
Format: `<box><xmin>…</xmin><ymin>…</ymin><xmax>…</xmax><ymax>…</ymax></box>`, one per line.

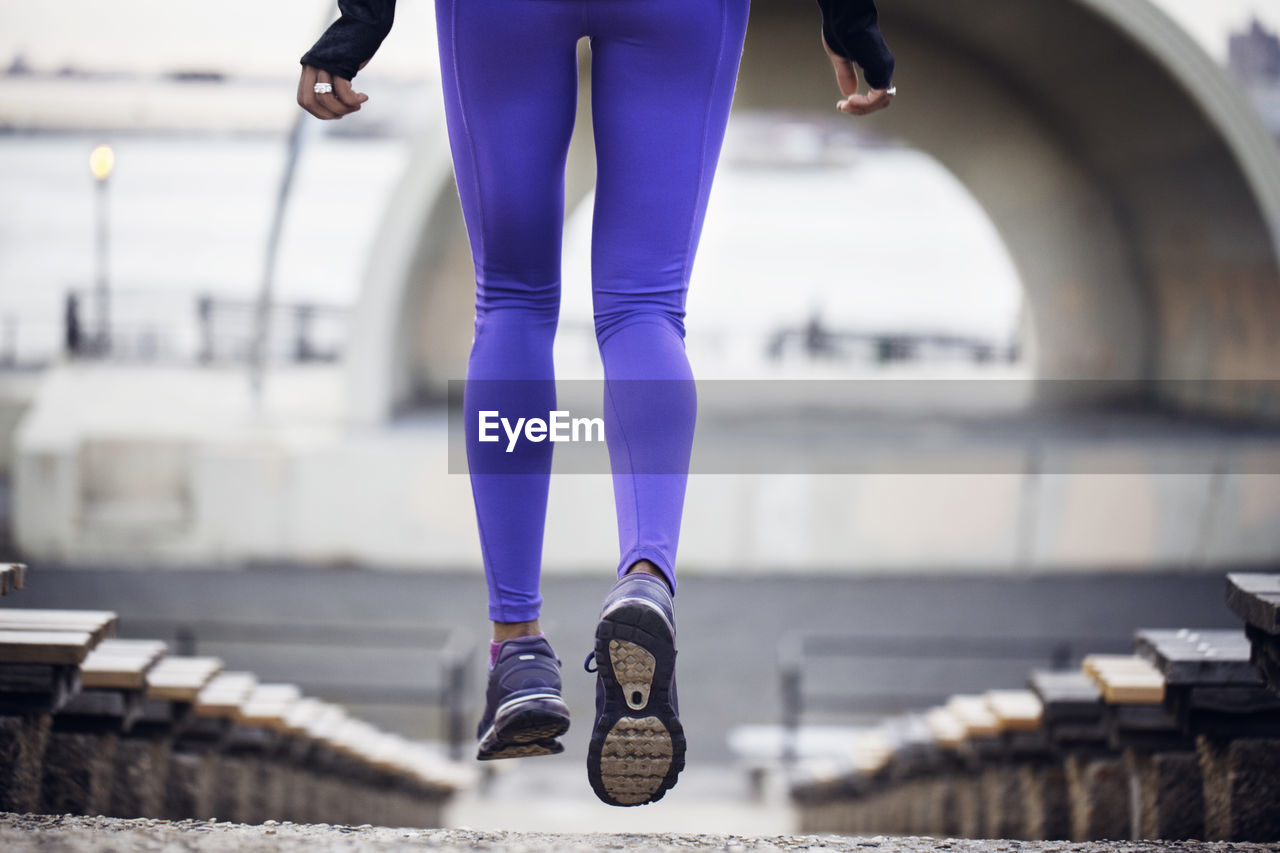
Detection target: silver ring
<box><xmin>313</xmin><ymin>82</ymin><xmax>334</xmax><ymax>95</ymax></box>
<box><xmin>886</xmin><ymin>86</ymin><xmax>898</xmax><ymax>97</ymax></box>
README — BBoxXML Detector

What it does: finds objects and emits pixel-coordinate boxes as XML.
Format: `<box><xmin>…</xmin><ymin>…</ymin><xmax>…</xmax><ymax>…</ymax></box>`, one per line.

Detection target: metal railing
<box><xmin>765</xmin><ymin>323</ymin><xmax>1020</xmax><ymax>366</ymax></box>
<box><xmin>124</xmin><ymin>616</ymin><xmax>476</xmax><ymax>760</ymax></box>
<box><xmin>776</xmin><ymin>630</ymin><xmax>1129</xmax><ymax>763</ymax></box>
<box><xmin>63</xmin><ymin>289</ymin><xmax>349</xmax><ymax>366</ymax></box>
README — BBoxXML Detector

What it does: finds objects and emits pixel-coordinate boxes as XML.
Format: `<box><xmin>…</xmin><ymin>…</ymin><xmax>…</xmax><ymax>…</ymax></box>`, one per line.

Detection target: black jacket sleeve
<box><xmin>299</xmin><ymin>0</ymin><xmax>396</xmax><ymax>81</ymax></box>
<box><xmin>815</xmin><ymin>0</ymin><xmax>895</xmax><ymax>90</ymax></box>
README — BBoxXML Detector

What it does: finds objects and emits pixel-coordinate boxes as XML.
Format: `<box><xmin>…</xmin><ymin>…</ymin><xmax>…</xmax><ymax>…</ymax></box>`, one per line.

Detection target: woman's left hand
<box><xmin>297</xmin><ymin>64</ymin><xmax>368</xmax><ymax>120</ymax></box>
<box><xmin>823</xmin><ymin>34</ymin><xmax>894</xmax><ymax>117</ymax></box>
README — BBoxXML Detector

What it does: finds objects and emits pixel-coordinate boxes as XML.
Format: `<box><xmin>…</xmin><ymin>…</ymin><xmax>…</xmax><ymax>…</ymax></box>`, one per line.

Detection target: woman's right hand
<box><xmin>823</xmin><ymin>34</ymin><xmax>894</xmax><ymax>117</ymax></box>
<box><xmin>297</xmin><ymin>63</ymin><xmax>368</xmax><ymax>120</ymax></box>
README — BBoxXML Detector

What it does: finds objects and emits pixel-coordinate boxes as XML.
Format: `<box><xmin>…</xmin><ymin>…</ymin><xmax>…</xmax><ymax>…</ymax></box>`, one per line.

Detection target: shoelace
<box><xmin>583</xmin><ymin>651</ymin><xmax>598</xmax><ymax>673</ymax></box>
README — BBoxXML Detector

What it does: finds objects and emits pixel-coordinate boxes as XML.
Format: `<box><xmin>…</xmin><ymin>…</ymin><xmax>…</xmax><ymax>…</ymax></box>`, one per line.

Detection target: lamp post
<box><xmin>89</xmin><ymin>143</ymin><xmax>114</xmax><ymax>356</ymax></box>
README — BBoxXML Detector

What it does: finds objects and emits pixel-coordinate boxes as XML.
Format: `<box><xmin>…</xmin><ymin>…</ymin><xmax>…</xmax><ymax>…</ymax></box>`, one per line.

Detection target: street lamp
<box><xmin>89</xmin><ymin>143</ymin><xmax>114</xmax><ymax>356</ymax></box>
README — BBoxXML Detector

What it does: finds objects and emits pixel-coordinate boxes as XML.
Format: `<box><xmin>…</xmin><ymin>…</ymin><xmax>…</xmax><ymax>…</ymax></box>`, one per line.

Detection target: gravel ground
<box><xmin>4</xmin><ymin>814</ymin><xmax>1280</xmax><ymax>853</ymax></box>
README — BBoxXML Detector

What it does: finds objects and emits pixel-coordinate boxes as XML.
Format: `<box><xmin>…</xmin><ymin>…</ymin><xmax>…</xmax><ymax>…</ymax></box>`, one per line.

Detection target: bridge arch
<box><xmin>345</xmin><ymin>0</ymin><xmax>1280</xmax><ymax>425</ymax></box>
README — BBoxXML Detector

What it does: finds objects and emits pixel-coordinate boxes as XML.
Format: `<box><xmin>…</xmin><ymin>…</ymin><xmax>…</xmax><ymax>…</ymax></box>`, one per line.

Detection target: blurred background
<box><xmin>2</xmin><ymin>0</ymin><xmax>1280</xmax><ymax>833</ymax></box>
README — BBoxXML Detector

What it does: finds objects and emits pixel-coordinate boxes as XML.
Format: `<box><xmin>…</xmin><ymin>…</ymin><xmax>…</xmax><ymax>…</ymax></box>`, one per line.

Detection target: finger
<box><xmin>839</xmin><ymin>90</ymin><xmax>892</xmax><ymax>116</ymax></box>
<box><xmin>828</xmin><ymin>54</ymin><xmax>860</xmax><ymax>98</ymax></box>
<box><xmin>298</xmin><ymin>65</ymin><xmax>339</xmax><ymax>119</ymax></box>
<box><xmin>865</xmin><ymin>89</ymin><xmax>894</xmax><ymax>112</ymax></box>
<box><xmin>838</xmin><ymin>96</ymin><xmax>878</xmax><ymax>116</ymax></box>
<box><xmin>332</xmin><ymin>76</ymin><xmax>368</xmax><ymax>112</ymax></box>
<box><xmin>313</xmin><ymin>69</ymin><xmax>352</xmax><ymax>118</ymax></box>
<box><xmin>297</xmin><ymin>65</ymin><xmax>318</xmax><ymax>112</ymax></box>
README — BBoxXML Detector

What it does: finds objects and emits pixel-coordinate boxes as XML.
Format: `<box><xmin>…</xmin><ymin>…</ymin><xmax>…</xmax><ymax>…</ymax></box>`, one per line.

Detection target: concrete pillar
<box><xmin>981</xmin><ymin>763</ymin><xmax>1023</xmax><ymax>839</ymax></box>
<box><xmin>1065</xmin><ymin>753</ymin><xmax>1130</xmax><ymax>841</ymax></box>
<box><xmin>38</xmin><ymin>730</ymin><xmax>118</xmax><ymax>816</ymax></box>
<box><xmin>211</xmin><ymin>754</ymin><xmax>256</xmax><ymax>823</ymax></box>
<box><xmin>164</xmin><ymin>747</ymin><xmax>217</xmax><ymax>820</ymax></box>
<box><xmin>1124</xmin><ymin>747</ymin><xmax>1204</xmax><ymax>840</ymax></box>
<box><xmin>955</xmin><ymin>772</ymin><xmax>986</xmax><ymax>838</ymax></box>
<box><xmin>109</xmin><ymin>733</ymin><xmax>172</xmax><ymax>818</ymax></box>
<box><xmin>1019</xmin><ymin>762</ymin><xmax>1071</xmax><ymax>841</ymax></box>
<box><xmin>931</xmin><ymin>774</ymin><xmax>961</xmax><ymax>838</ymax></box>
<box><xmin>0</xmin><ymin>713</ymin><xmax>50</xmax><ymax>813</ymax></box>
<box><xmin>244</xmin><ymin>757</ymin><xmax>287</xmax><ymax>824</ymax></box>
<box><xmin>1197</xmin><ymin>736</ymin><xmax>1280</xmax><ymax>841</ymax></box>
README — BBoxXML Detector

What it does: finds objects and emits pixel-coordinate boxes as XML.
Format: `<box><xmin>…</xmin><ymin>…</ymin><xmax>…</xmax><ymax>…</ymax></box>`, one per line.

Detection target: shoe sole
<box><xmin>587</xmin><ymin>600</ymin><xmax>685</xmax><ymax>806</ymax></box>
<box><xmin>477</xmin><ymin>695</ymin><xmax>571</xmax><ymax>761</ymax></box>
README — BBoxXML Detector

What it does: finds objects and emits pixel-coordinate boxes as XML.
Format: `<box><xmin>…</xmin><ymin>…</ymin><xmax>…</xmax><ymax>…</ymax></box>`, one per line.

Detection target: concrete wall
<box><xmin>13</xmin><ymin>365</ymin><xmax>1280</xmax><ymax>570</ymax></box>
<box><xmin>0</xmin><ymin>372</ymin><xmax>41</xmax><ymax>477</ymax></box>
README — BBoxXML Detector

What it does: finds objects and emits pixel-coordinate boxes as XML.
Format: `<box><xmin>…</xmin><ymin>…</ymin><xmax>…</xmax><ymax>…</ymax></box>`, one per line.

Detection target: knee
<box><xmin>475</xmin><ymin>276</ymin><xmax>561</xmax><ymax>321</ymax></box>
<box><xmin>594</xmin><ymin>309</ymin><xmax>687</xmax><ymax>349</ymax></box>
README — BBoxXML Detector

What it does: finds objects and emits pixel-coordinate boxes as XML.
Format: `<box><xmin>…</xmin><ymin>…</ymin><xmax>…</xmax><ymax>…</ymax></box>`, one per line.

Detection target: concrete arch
<box><xmin>345</xmin><ymin>0</ymin><xmax>1280</xmax><ymax>426</ymax></box>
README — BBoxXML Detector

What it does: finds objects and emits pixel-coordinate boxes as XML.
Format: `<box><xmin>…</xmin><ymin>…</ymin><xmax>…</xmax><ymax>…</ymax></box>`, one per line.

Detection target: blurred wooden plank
<box><xmin>194</xmin><ymin>671</ymin><xmax>257</xmax><ymax>718</ymax></box>
<box><xmin>146</xmin><ymin>656</ymin><xmax>223</xmax><ymax>701</ymax></box>
<box><xmin>282</xmin><ymin>696</ymin><xmax>326</xmax><ymax>737</ymax></box>
<box><xmin>0</xmin><ymin>662</ymin><xmax>80</xmax><ymax>714</ymax></box>
<box><xmin>80</xmin><ymin>638</ymin><xmax>167</xmax><ymax>690</ymax></box>
<box><xmin>1084</xmin><ymin>653</ymin><xmax>1165</xmax><ymax>704</ymax></box>
<box><xmin>237</xmin><ymin>683</ymin><xmax>302</xmax><ymax>730</ymax></box>
<box><xmin>985</xmin><ymin>688</ymin><xmax>1043</xmax><ymax>731</ymax></box>
<box><xmin>1028</xmin><ymin>669</ymin><xmax>1103</xmax><ymax>719</ymax></box>
<box><xmin>947</xmin><ymin>694</ymin><xmax>1000</xmax><ymax>738</ymax></box>
<box><xmin>0</xmin><ymin>629</ymin><xmax>96</xmax><ymax>665</ymax></box>
<box><xmin>1226</xmin><ymin>573</ymin><xmax>1280</xmax><ymax>635</ymax></box>
<box><xmin>1134</xmin><ymin>628</ymin><xmax>1261</xmax><ymax>686</ymax></box>
<box><xmin>925</xmin><ymin>706</ymin><xmax>967</xmax><ymax>748</ymax></box>
<box><xmin>300</xmin><ymin>702</ymin><xmax>348</xmax><ymax>742</ymax></box>
<box><xmin>0</xmin><ymin>610</ymin><xmax>118</xmax><ymax>644</ymax></box>
<box><xmin>849</xmin><ymin>730</ymin><xmax>894</xmax><ymax>774</ymax></box>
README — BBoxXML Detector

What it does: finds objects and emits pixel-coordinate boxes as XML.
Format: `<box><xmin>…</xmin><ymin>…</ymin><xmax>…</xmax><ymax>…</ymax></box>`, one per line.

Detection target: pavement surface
<box><xmin>446</xmin><ymin>759</ymin><xmax>795</xmax><ymax>835</ymax></box>
<box><xmin>5</xmin><ymin>814</ymin><xmax>1280</xmax><ymax>853</ymax></box>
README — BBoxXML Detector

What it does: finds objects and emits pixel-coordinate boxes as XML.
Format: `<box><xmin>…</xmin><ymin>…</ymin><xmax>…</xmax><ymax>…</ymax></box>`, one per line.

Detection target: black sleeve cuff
<box><xmin>299</xmin><ymin>0</ymin><xmax>396</xmax><ymax>81</ymax></box>
<box><xmin>816</xmin><ymin>0</ymin><xmax>896</xmax><ymax>90</ymax></box>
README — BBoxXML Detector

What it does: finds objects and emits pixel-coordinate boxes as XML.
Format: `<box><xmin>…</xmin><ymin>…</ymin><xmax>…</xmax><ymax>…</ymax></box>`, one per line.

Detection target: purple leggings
<box><xmin>436</xmin><ymin>0</ymin><xmax>750</xmax><ymax>622</ymax></box>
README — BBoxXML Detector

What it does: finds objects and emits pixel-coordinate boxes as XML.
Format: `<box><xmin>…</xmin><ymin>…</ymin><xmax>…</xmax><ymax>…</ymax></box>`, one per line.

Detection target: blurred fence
<box><xmin>63</xmin><ymin>289</ymin><xmax>349</xmax><ymax>366</ymax></box>
<box><xmin>777</xmin><ymin>630</ymin><xmax>1133</xmax><ymax>761</ymax></box>
<box><xmin>0</xmin><ymin>292</ymin><xmax>1020</xmax><ymax>372</ymax></box>
<box><xmin>765</xmin><ymin>322</ymin><xmax>1020</xmax><ymax>366</ymax></box>
<box><xmin>122</xmin><ymin>616</ymin><xmax>475</xmax><ymax>760</ymax></box>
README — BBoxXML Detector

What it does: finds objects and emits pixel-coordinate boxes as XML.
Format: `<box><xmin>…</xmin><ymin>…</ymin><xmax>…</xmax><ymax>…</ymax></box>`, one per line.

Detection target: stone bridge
<box><xmin>346</xmin><ymin>0</ymin><xmax>1280</xmax><ymax>423</ymax></box>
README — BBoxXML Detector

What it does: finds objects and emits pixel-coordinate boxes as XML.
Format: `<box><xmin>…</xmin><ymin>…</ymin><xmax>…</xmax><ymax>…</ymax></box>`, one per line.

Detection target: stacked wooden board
<box><xmin>791</xmin><ymin>575</ymin><xmax>1280</xmax><ymax>842</ymax></box>
<box><xmin>0</xmin><ymin>588</ymin><xmax>474</xmax><ymax>827</ymax></box>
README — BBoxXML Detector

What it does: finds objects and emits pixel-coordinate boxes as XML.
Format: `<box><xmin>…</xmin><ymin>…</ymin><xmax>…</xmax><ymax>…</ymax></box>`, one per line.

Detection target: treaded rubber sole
<box><xmin>477</xmin><ymin>699</ymin><xmax>571</xmax><ymax>761</ymax></box>
<box><xmin>587</xmin><ymin>601</ymin><xmax>684</xmax><ymax>806</ymax></box>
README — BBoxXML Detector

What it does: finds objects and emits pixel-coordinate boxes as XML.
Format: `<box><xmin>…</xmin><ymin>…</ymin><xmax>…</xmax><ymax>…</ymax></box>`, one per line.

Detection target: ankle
<box><xmin>625</xmin><ymin>560</ymin><xmax>673</xmax><ymax>594</ymax></box>
<box><xmin>492</xmin><ymin>620</ymin><xmax>541</xmax><ymax>642</ymax></box>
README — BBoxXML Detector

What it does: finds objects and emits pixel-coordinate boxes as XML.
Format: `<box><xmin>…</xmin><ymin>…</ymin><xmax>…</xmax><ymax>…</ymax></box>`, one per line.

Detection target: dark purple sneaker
<box><xmin>476</xmin><ymin>635</ymin><xmax>571</xmax><ymax>761</ymax></box>
<box><xmin>585</xmin><ymin>571</ymin><xmax>685</xmax><ymax>806</ymax></box>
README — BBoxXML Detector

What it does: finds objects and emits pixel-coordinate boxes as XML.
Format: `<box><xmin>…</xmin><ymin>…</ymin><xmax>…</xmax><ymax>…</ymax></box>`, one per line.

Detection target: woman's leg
<box><xmin>588</xmin><ymin>0</ymin><xmax>751</xmax><ymax>594</ymax></box>
<box><xmin>436</xmin><ymin>0</ymin><xmax>582</xmax><ymax>626</ymax></box>
<box><xmin>582</xmin><ymin>0</ymin><xmax>750</xmax><ymax>808</ymax></box>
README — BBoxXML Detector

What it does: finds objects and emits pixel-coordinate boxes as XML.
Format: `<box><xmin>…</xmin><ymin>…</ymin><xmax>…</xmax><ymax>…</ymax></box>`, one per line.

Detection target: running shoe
<box><xmin>585</xmin><ymin>571</ymin><xmax>685</xmax><ymax>806</ymax></box>
<box><xmin>476</xmin><ymin>634</ymin><xmax>571</xmax><ymax>761</ymax></box>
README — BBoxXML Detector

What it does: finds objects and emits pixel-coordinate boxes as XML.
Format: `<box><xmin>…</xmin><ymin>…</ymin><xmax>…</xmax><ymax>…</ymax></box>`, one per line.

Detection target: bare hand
<box><xmin>823</xmin><ymin>34</ymin><xmax>894</xmax><ymax>117</ymax></box>
<box><xmin>297</xmin><ymin>64</ymin><xmax>368</xmax><ymax>120</ymax></box>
